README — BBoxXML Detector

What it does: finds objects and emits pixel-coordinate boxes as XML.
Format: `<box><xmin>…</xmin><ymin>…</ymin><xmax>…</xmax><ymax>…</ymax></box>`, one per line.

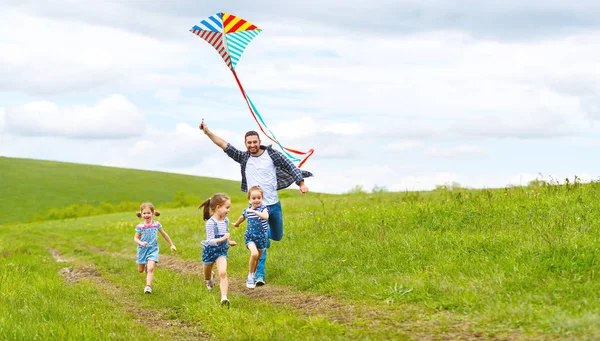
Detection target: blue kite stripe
<box><xmin>227</xmin><ymin>31</ymin><xmax>259</xmax><ymax>48</ymax></box>
<box><xmin>236</xmin><ymin>31</ymin><xmax>258</xmax><ymax>43</ymax></box>
<box><xmin>225</xmin><ymin>30</ymin><xmax>261</xmax><ymax>69</ymax></box>
<box><xmin>200</xmin><ymin>19</ymin><xmax>219</xmax><ymax>32</ymax></box>
<box><xmin>227</xmin><ymin>39</ymin><xmax>246</xmax><ymax>51</ymax></box>
<box><xmin>229</xmin><ymin>51</ymin><xmax>242</xmax><ymax>60</ymax></box>
<box><xmin>232</xmin><ymin>34</ymin><xmax>251</xmax><ymax>45</ymax></box>
<box><xmin>209</xmin><ymin>15</ymin><xmax>222</xmax><ymax>28</ymax></box>
<box><xmin>226</xmin><ymin>36</ymin><xmax>249</xmax><ymax>50</ymax></box>
<box><xmin>193</xmin><ymin>13</ymin><xmax>224</xmax><ymax>32</ymax></box>
<box><xmin>228</xmin><ymin>44</ymin><xmax>243</xmax><ymax>55</ymax></box>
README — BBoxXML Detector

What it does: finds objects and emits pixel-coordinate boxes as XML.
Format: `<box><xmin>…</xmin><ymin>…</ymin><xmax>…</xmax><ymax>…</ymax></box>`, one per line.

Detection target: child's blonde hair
<box><xmin>248</xmin><ymin>185</ymin><xmax>263</xmax><ymax>199</ymax></box>
<box><xmin>136</xmin><ymin>202</ymin><xmax>161</xmax><ymax>218</ymax></box>
<box><xmin>198</xmin><ymin>193</ymin><xmax>230</xmax><ymax>220</ymax></box>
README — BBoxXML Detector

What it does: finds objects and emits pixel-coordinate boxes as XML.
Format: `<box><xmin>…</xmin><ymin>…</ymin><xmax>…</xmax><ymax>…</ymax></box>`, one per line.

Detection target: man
<box><xmin>200</xmin><ymin>121</ymin><xmax>313</xmax><ymax>286</ymax></box>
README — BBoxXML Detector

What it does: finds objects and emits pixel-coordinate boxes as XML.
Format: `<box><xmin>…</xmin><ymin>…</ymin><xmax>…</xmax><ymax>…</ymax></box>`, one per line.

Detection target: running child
<box><xmin>198</xmin><ymin>193</ymin><xmax>235</xmax><ymax>307</ymax></box>
<box><xmin>134</xmin><ymin>202</ymin><xmax>177</xmax><ymax>294</ymax></box>
<box><xmin>233</xmin><ymin>186</ymin><xmax>269</xmax><ymax>289</ymax></box>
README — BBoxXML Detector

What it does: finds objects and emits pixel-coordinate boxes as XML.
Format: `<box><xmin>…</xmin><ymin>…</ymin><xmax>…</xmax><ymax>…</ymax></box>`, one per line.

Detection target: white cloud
<box><xmin>270</xmin><ymin>117</ymin><xmax>363</xmax><ymax>139</ymax></box>
<box><xmin>4</xmin><ymin>95</ymin><xmax>145</xmax><ymax>139</ymax></box>
<box><xmin>389</xmin><ymin>173</ymin><xmax>459</xmax><ymax>192</ymax></box>
<box><xmin>385</xmin><ymin>141</ymin><xmax>422</xmax><ymax>152</ymax></box>
<box><xmin>154</xmin><ymin>89</ymin><xmax>182</xmax><ymax>104</ymax></box>
<box><xmin>164</xmin><ymin>156</ymin><xmax>242</xmax><ymax>185</ymax></box>
<box><xmin>425</xmin><ymin>144</ymin><xmax>487</xmax><ymax>158</ymax></box>
<box><xmin>0</xmin><ymin>107</ymin><xmax>5</xmax><ymax>132</ymax></box>
<box><xmin>308</xmin><ymin>164</ymin><xmax>461</xmax><ymax>193</ymax></box>
<box><xmin>0</xmin><ymin>9</ymin><xmax>201</xmax><ymax>95</ymax></box>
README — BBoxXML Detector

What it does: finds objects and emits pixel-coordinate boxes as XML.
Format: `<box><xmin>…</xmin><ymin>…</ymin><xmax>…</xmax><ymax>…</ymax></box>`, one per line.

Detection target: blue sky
<box><xmin>1</xmin><ymin>1</ymin><xmax>599</xmax><ymax>193</ymax></box>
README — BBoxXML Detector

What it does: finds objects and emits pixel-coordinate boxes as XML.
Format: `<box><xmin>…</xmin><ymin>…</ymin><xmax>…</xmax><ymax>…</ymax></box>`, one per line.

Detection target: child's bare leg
<box><xmin>247</xmin><ymin>243</ymin><xmax>260</xmax><ymax>274</ymax></box>
<box><xmin>137</xmin><ymin>264</ymin><xmax>146</xmax><ymax>273</ymax></box>
<box><xmin>216</xmin><ymin>257</ymin><xmax>228</xmax><ymax>298</ymax></box>
<box><xmin>146</xmin><ymin>260</ymin><xmax>156</xmax><ymax>287</ymax></box>
<box><xmin>253</xmin><ymin>250</ymin><xmax>263</xmax><ymax>274</ymax></box>
<box><xmin>203</xmin><ymin>264</ymin><xmax>214</xmax><ymax>280</ymax></box>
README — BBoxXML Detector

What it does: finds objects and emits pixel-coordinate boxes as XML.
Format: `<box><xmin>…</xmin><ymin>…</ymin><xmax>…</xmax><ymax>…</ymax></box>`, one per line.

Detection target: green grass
<box><xmin>0</xmin><ymin>156</ymin><xmax>297</xmax><ymax>225</ymax></box>
<box><xmin>2</xmin><ymin>158</ymin><xmax>600</xmax><ymax>339</ymax></box>
<box><xmin>0</xmin><ymin>243</ymin><xmax>159</xmax><ymax>340</ymax></box>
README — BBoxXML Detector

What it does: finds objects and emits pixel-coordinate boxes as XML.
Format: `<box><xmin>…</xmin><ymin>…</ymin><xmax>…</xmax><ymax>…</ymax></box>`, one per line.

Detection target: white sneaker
<box><xmin>255</xmin><ymin>277</ymin><xmax>265</xmax><ymax>286</ymax></box>
<box><xmin>246</xmin><ymin>278</ymin><xmax>256</xmax><ymax>289</ymax></box>
<box><xmin>220</xmin><ymin>298</ymin><xmax>230</xmax><ymax>308</ymax></box>
<box><xmin>205</xmin><ymin>271</ymin><xmax>215</xmax><ymax>290</ymax></box>
<box><xmin>144</xmin><ymin>285</ymin><xmax>152</xmax><ymax>294</ymax></box>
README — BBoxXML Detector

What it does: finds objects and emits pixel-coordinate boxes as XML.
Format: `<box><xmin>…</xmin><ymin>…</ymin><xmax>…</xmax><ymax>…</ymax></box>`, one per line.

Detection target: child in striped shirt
<box><xmin>233</xmin><ymin>186</ymin><xmax>269</xmax><ymax>289</ymax></box>
<box><xmin>198</xmin><ymin>193</ymin><xmax>236</xmax><ymax>307</ymax></box>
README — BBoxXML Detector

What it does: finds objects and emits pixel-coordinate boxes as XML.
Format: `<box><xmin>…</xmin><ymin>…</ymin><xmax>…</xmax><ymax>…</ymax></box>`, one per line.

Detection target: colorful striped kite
<box><xmin>190</xmin><ymin>12</ymin><xmax>314</xmax><ymax>168</ymax></box>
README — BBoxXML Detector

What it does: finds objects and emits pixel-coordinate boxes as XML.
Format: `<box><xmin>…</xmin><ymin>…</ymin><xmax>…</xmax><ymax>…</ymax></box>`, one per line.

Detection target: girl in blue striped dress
<box><xmin>198</xmin><ymin>193</ymin><xmax>236</xmax><ymax>307</ymax></box>
<box><xmin>233</xmin><ymin>186</ymin><xmax>269</xmax><ymax>289</ymax></box>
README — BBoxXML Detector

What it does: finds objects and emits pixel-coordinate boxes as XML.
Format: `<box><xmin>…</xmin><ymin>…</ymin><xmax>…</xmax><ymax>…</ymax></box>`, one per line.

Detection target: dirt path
<box><xmin>82</xmin><ymin>246</ymin><xmax>525</xmax><ymax>341</ymax></box>
<box><xmin>48</xmin><ymin>247</ymin><xmax>213</xmax><ymax>340</ymax></box>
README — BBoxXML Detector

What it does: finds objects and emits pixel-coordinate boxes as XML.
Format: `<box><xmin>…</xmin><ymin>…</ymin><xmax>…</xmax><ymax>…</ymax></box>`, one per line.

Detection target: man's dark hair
<box><xmin>245</xmin><ymin>131</ymin><xmax>260</xmax><ymax>140</ymax></box>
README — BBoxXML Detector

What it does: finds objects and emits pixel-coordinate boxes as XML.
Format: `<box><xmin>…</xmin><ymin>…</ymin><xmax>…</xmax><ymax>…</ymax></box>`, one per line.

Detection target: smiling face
<box><xmin>249</xmin><ymin>190</ymin><xmax>263</xmax><ymax>208</ymax></box>
<box><xmin>245</xmin><ymin>134</ymin><xmax>261</xmax><ymax>156</ymax></box>
<box><xmin>215</xmin><ymin>200</ymin><xmax>231</xmax><ymax>218</ymax></box>
<box><xmin>141</xmin><ymin>207</ymin><xmax>153</xmax><ymax>224</ymax></box>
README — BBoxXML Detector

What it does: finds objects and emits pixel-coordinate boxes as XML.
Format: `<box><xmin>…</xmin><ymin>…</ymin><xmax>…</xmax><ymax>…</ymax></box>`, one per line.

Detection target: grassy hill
<box><xmin>1</xmin><ymin>179</ymin><xmax>599</xmax><ymax>339</ymax></box>
<box><xmin>0</xmin><ymin>157</ymin><xmax>274</xmax><ymax>224</ymax></box>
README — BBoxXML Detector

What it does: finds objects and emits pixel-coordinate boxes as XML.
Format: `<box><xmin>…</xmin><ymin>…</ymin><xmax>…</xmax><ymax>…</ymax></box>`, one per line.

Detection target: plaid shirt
<box><xmin>224</xmin><ymin>143</ymin><xmax>313</xmax><ymax>192</ymax></box>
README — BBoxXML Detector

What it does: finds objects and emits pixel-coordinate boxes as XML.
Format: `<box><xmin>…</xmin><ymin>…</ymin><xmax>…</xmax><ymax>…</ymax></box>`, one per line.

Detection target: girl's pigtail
<box><xmin>136</xmin><ymin>212</ymin><xmax>142</xmax><ymax>218</ymax></box>
<box><xmin>154</xmin><ymin>210</ymin><xmax>161</xmax><ymax>217</ymax></box>
<box><xmin>198</xmin><ymin>197</ymin><xmax>212</xmax><ymax>221</ymax></box>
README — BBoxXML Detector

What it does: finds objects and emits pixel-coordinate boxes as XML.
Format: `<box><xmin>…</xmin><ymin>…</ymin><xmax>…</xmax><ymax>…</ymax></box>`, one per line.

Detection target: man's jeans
<box><xmin>256</xmin><ymin>201</ymin><xmax>283</xmax><ymax>280</ymax></box>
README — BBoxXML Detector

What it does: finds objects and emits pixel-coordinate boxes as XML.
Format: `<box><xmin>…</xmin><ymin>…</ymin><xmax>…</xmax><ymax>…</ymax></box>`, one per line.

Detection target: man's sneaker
<box><xmin>246</xmin><ymin>278</ymin><xmax>256</xmax><ymax>289</ymax></box>
<box><xmin>205</xmin><ymin>271</ymin><xmax>215</xmax><ymax>290</ymax></box>
<box><xmin>255</xmin><ymin>277</ymin><xmax>265</xmax><ymax>286</ymax></box>
<box><xmin>144</xmin><ymin>285</ymin><xmax>152</xmax><ymax>294</ymax></box>
<box><xmin>220</xmin><ymin>298</ymin><xmax>230</xmax><ymax>308</ymax></box>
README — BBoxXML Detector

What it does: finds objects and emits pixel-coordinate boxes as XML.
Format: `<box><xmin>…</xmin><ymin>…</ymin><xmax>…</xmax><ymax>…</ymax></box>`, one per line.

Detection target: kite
<box><xmin>190</xmin><ymin>12</ymin><xmax>314</xmax><ymax>167</ymax></box>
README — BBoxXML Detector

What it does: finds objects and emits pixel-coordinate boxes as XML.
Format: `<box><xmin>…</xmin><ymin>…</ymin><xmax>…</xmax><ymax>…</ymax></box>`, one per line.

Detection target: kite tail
<box><xmin>231</xmin><ymin>70</ymin><xmax>314</xmax><ymax>168</ymax></box>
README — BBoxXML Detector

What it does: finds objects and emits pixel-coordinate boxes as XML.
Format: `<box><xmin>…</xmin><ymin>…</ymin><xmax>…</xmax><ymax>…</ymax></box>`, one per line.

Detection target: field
<box><xmin>1</xmin><ymin>158</ymin><xmax>599</xmax><ymax>340</ymax></box>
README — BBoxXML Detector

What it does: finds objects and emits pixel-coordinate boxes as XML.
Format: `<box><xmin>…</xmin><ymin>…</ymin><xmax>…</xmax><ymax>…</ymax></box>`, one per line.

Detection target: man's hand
<box><xmin>199</xmin><ymin>120</ymin><xmax>228</xmax><ymax>150</ymax></box>
<box><xmin>299</xmin><ymin>181</ymin><xmax>309</xmax><ymax>194</ymax></box>
<box><xmin>199</xmin><ymin>121</ymin><xmax>209</xmax><ymax>134</ymax></box>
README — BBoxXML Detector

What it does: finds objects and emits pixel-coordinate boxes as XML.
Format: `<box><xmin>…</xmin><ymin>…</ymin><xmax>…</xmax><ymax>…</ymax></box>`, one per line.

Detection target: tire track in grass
<box><xmin>47</xmin><ymin>247</ymin><xmax>213</xmax><ymax>340</ymax></box>
<box><xmin>83</xmin><ymin>246</ymin><xmax>527</xmax><ymax>341</ymax></box>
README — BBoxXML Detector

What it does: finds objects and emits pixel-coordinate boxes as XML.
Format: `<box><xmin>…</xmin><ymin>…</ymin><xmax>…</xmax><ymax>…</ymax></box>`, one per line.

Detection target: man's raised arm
<box><xmin>199</xmin><ymin>122</ymin><xmax>228</xmax><ymax>150</ymax></box>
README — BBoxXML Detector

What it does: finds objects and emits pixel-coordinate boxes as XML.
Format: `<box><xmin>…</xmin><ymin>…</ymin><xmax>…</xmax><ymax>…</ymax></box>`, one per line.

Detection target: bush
<box><xmin>30</xmin><ymin>192</ymin><xmax>199</xmax><ymax>223</ymax></box>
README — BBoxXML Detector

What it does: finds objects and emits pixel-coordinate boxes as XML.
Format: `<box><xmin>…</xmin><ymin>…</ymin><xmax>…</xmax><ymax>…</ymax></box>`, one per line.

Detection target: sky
<box><xmin>1</xmin><ymin>1</ymin><xmax>599</xmax><ymax>194</ymax></box>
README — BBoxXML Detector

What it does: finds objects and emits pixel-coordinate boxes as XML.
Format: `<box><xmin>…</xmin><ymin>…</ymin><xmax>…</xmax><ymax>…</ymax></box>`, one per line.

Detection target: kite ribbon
<box><xmin>231</xmin><ymin>70</ymin><xmax>314</xmax><ymax>168</ymax></box>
